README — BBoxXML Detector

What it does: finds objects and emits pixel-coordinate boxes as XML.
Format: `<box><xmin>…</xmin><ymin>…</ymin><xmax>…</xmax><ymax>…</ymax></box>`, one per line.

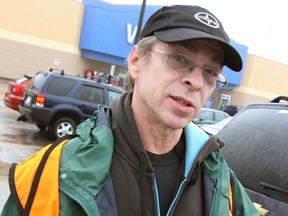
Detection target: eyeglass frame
<box><xmin>149</xmin><ymin>49</ymin><xmax>227</xmax><ymax>89</ymax></box>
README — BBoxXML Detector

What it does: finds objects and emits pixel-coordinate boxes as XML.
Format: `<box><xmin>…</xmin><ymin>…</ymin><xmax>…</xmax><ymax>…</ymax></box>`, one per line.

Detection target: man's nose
<box><xmin>183</xmin><ymin>67</ymin><xmax>204</xmax><ymax>89</ymax></box>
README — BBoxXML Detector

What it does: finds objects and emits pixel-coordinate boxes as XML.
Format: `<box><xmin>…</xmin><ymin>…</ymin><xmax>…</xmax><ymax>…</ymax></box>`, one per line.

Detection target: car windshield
<box><xmin>15</xmin><ymin>77</ymin><xmax>29</xmax><ymax>84</ymax></box>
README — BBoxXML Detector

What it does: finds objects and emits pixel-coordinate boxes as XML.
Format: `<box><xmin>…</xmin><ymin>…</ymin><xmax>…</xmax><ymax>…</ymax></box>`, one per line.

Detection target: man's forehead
<box><xmin>167</xmin><ymin>40</ymin><xmax>224</xmax><ymax>60</ymax></box>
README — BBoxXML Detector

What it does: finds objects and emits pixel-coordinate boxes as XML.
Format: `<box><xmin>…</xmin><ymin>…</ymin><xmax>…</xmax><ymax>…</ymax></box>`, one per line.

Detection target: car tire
<box><xmin>50</xmin><ymin>117</ymin><xmax>76</xmax><ymax>139</ymax></box>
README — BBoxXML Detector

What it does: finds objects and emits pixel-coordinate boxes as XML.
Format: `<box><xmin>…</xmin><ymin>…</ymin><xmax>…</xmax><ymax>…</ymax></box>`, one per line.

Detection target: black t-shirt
<box><xmin>146</xmin><ymin>135</ymin><xmax>185</xmax><ymax>215</ymax></box>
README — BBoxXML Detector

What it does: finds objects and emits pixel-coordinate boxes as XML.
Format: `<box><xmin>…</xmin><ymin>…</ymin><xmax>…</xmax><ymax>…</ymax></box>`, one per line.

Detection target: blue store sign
<box><xmin>80</xmin><ymin>1</ymin><xmax>248</xmax><ymax>88</ymax></box>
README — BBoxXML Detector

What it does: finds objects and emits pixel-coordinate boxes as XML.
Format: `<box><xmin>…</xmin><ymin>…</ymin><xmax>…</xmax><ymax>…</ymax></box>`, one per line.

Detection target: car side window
<box><xmin>200</xmin><ymin>110</ymin><xmax>213</xmax><ymax>120</ymax></box>
<box><xmin>76</xmin><ymin>85</ymin><xmax>104</xmax><ymax>104</ymax></box>
<box><xmin>46</xmin><ymin>77</ymin><xmax>76</xmax><ymax>96</ymax></box>
<box><xmin>215</xmin><ymin>112</ymin><xmax>226</xmax><ymax>121</ymax></box>
<box><xmin>108</xmin><ymin>90</ymin><xmax>122</xmax><ymax>106</ymax></box>
<box><xmin>29</xmin><ymin>72</ymin><xmax>50</xmax><ymax>91</ymax></box>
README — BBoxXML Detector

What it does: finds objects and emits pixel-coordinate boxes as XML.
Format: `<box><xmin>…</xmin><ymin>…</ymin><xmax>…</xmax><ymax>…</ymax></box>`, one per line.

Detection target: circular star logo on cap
<box><xmin>194</xmin><ymin>12</ymin><xmax>219</xmax><ymax>29</ymax></box>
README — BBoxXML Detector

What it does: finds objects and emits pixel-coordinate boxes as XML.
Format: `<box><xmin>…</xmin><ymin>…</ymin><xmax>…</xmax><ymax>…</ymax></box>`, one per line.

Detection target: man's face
<box><xmin>129</xmin><ymin>39</ymin><xmax>224</xmax><ymax>130</ymax></box>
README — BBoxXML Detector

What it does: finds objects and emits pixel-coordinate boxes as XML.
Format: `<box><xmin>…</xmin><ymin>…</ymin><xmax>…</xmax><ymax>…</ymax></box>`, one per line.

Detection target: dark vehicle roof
<box><xmin>220</xmin><ymin>105</ymin><xmax>242</xmax><ymax>116</ymax></box>
<box><xmin>218</xmin><ymin>99</ymin><xmax>288</xmax><ymax>204</ymax></box>
<box><xmin>28</xmin><ymin>70</ymin><xmax>123</xmax><ymax>93</ymax></box>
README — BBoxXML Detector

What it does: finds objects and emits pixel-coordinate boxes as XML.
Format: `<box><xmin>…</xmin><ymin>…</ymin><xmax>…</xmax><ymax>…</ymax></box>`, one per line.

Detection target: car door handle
<box><xmin>79</xmin><ymin>104</ymin><xmax>87</xmax><ymax>110</ymax></box>
<box><xmin>260</xmin><ymin>182</ymin><xmax>288</xmax><ymax>203</ymax></box>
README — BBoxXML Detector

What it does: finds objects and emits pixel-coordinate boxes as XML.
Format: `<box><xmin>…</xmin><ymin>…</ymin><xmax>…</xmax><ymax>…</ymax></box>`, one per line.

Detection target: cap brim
<box><xmin>154</xmin><ymin>28</ymin><xmax>243</xmax><ymax>72</ymax></box>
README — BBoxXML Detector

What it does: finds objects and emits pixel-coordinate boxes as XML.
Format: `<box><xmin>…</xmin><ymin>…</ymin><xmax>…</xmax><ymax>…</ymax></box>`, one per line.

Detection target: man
<box><xmin>1</xmin><ymin>5</ymin><xmax>259</xmax><ymax>216</ymax></box>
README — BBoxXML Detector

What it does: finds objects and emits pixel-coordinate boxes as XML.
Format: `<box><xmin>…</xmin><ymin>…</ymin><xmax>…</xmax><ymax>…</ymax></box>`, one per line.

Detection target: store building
<box><xmin>0</xmin><ymin>0</ymin><xmax>287</xmax><ymax>108</ymax></box>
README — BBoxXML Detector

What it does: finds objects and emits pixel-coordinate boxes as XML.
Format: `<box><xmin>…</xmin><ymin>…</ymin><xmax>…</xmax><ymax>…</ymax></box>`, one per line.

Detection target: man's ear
<box><xmin>128</xmin><ymin>46</ymin><xmax>140</xmax><ymax>79</ymax></box>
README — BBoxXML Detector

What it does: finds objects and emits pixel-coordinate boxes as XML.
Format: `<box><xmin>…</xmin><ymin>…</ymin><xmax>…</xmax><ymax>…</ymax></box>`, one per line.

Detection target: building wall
<box><xmin>0</xmin><ymin>37</ymin><xmax>113</xmax><ymax>79</ymax></box>
<box><xmin>0</xmin><ymin>0</ymin><xmax>120</xmax><ymax>79</ymax></box>
<box><xmin>212</xmin><ymin>54</ymin><xmax>288</xmax><ymax>107</ymax></box>
<box><xmin>0</xmin><ymin>0</ymin><xmax>82</xmax><ymax>45</ymax></box>
<box><xmin>237</xmin><ymin>55</ymin><xmax>288</xmax><ymax>102</ymax></box>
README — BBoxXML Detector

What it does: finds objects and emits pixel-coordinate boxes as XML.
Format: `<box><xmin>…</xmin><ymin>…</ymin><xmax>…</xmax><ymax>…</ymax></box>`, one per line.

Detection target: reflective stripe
<box><xmin>229</xmin><ymin>210</ymin><xmax>233</xmax><ymax>216</ymax></box>
<box><xmin>228</xmin><ymin>182</ymin><xmax>233</xmax><ymax>216</ymax></box>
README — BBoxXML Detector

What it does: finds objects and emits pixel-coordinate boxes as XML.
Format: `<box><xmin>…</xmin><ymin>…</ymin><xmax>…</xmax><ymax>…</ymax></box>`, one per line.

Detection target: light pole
<box><xmin>134</xmin><ymin>0</ymin><xmax>147</xmax><ymax>44</ymax></box>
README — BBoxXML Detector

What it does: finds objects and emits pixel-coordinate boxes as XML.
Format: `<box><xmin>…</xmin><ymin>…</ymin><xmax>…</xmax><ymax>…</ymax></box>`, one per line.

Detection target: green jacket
<box><xmin>1</xmin><ymin>97</ymin><xmax>259</xmax><ymax>216</ymax></box>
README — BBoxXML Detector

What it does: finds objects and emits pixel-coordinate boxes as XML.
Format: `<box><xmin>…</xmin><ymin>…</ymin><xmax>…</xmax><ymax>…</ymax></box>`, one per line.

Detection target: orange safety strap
<box><xmin>12</xmin><ymin>138</ymin><xmax>70</xmax><ymax>216</ymax></box>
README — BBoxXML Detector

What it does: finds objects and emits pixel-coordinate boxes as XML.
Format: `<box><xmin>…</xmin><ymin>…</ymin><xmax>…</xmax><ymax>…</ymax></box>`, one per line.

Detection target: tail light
<box><xmin>12</xmin><ymin>84</ymin><xmax>22</xmax><ymax>95</ymax></box>
<box><xmin>36</xmin><ymin>94</ymin><xmax>45</xmax><ymax>107</ymax></box>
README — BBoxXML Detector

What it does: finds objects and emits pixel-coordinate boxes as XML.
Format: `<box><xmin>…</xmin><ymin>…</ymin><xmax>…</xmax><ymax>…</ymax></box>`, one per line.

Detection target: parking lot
<box><xmin>0</xmin><ymin>79</ymin><xmax>52</xmax><ymax>211</ymax></box>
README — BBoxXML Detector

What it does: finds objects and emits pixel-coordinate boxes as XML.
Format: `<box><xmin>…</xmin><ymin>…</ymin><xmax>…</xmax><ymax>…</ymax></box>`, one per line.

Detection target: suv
<box><xmin>19</xmin><ymin>70</ymin><xmax>124</xmax><ymax>139</ymax></box>
<box><xmin>218</xmin><ymin>96</ymin><xmax>288</xmax><ymax>215</ymax></box>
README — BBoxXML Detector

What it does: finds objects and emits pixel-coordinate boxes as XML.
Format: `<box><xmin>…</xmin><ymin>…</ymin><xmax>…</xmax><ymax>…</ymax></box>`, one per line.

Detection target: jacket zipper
<box><xmin>60</xmin><ymin>179</ymin><xmax>98</xmax><ymax>216</ymax></box>
<box><xmin>154</xmin><ymin>177</ymin><xmax>188</xmax><ymax>216</ymax></box>
<box><xmin>60</xmin><ymin>188</ymin><xmax>91</xmax><ymax>216</ymax></box>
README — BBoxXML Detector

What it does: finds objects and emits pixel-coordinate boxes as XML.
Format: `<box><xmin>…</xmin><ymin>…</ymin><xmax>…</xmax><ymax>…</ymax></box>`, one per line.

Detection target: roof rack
<box><xmin>49</xmin><ymin>68</ymin><xmax>64</xmax><ymax>75</ymax></box>
<box><xmin>270</xmin><ymin>96</ymin><xmax>288</xmax><ymax>103</ymax></box>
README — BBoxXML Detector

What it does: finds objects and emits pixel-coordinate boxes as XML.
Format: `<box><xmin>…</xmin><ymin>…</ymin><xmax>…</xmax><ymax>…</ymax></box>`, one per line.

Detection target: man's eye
<box><xmin>203</xmin><ymin>68</ymin><xmax>218</xmax><ymax>77</ymax></box>
<box><xmin>171</xmin><ymin>54</ymin><xmax>190</xmax><ymax>64</ymax></box>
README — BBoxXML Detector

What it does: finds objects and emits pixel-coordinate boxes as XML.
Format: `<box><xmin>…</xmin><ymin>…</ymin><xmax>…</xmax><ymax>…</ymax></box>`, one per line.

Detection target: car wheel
<box><xmin>50</xmin><ymin>117</ymin><xmax>76</xmax><ymax>139</ymax></box>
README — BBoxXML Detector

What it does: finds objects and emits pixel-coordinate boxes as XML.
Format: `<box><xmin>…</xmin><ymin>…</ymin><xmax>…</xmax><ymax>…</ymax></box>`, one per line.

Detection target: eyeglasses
<box><xmin>150</xmin><ymin>49</ymin><xmax>227</xmax><ymax>89</ymax></box>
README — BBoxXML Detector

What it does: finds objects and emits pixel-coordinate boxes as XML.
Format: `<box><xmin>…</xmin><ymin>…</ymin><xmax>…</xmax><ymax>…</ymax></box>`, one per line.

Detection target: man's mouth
<box><xmin>171</xmin><ymin>96</ymin><xmax>192</xmax><ymax>107</ymax></box>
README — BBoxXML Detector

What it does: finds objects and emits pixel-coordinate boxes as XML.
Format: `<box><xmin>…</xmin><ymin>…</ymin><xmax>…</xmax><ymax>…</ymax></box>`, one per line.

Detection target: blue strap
<box><xmin>184</xmin><ymin>122</ymin><xmax>210</xmax><ymax>177</ymax></box>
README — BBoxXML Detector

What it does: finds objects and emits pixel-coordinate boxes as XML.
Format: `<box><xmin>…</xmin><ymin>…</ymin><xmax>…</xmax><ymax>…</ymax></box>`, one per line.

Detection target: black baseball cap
<box><xmin>139</xmin><ymin>5</ymin><xmax>242</xmax><ymax>72</ymax></box>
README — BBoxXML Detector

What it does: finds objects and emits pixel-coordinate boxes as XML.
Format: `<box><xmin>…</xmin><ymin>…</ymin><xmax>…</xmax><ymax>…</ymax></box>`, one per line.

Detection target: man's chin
<box><xmin>165</xmin><ymin>118</ymin><xmax>190</xmax><ymax>130</ymax></box>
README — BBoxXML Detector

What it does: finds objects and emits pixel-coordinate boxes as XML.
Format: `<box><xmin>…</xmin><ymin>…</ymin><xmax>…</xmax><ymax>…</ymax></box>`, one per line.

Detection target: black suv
<box><xmin>19</xmin><ymin>70</ymin><xmax>124</xmax><ymax>139</ymax></box>
<box><xmin>218</xmin><ymin>96</ymin><xmax>288</xmax><ymax>215</ymax></box>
